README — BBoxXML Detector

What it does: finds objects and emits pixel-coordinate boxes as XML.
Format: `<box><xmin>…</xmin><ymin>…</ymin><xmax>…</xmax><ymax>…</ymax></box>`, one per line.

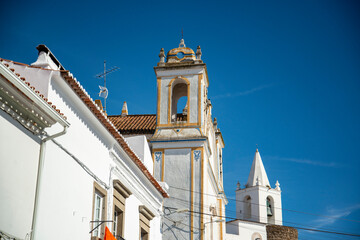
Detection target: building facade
<box><xmin>0</xmin><ymin>46</ymin><xmax>168</xmax><ymax>240</ymax></box>
<box><xmin>110</xmin><ymin>39</ymin><xmax>227</xmax><ymax>240</ymax></box>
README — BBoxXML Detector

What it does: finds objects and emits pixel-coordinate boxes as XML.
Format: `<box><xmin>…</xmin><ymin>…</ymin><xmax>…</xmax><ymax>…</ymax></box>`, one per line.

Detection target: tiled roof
<box><xmin>108</xmin><ymin>114</ymin><xmax>156</xmax><ymax>135</ymax></box>
<box><xmin>1</xmin><ymin>57</ymin><xmax>168</xmax><ymax>198</ymax></box>
<box><xmin>60</xmin><ymin>71</ymin><xmax>168</xmax><ymax>198</ymax></box>
<box><xmin>0</xmin><ymin>59</ymin><xmax>67</xmax><ymax>120</ymax></box>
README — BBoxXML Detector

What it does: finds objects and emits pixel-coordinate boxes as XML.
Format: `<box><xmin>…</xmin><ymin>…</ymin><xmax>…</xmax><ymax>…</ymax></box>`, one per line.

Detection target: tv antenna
<box><xmin>95</xmin><ymin>60</ymin><xmax>119</xmax><ymax>113</ymax></box>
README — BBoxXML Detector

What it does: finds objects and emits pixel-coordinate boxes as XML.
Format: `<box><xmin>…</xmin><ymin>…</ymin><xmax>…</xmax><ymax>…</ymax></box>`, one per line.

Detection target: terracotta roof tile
<box><xmin>0</xmin><ymin>59</ymin><xmax>67</xmax><ymax>120</ymax></box>
<box><xmin>108</xmin><ymin>114</ymin><xmax>156</xmax><ymax>135</ymax></box>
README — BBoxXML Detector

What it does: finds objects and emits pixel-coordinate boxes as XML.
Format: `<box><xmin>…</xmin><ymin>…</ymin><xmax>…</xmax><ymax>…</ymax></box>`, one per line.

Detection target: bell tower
<box><xmin>153</xmin><ymin>38</ymin><xmax>208</xmax><ymax>135</ymax></box>
<box><xmin>151</xmin><ymin>39</ymin><xmax>226</xmax><ymax>240</ymax></box>
<box><xmin>235</xmin><ymin>149</ymin><xmax>283</xmax><ymax>225</ymax></box>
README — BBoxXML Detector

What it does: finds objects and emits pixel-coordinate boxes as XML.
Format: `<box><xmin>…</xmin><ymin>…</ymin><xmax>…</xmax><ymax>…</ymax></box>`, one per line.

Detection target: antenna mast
<box><xmin>95</xmin><ymin>61</ymin><xmax>119</xmax><ymax>113</ymax></box>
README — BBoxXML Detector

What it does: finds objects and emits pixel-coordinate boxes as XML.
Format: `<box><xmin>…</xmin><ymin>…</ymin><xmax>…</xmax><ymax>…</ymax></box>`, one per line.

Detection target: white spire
<box><xmin>246</xmin><ymin>149</ymin><xmax>271</xmax><ymax>188</ymax></box>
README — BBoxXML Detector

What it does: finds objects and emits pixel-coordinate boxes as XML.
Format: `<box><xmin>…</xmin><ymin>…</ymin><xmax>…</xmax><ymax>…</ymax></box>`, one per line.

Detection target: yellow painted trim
<box><xmin>156</xmin><ymin>73</ymin><xmax>202</xmax><ymax>79</ymax></box>
<box><xmin>190</xmin><ymin>147</ymin><xmax>203</xmax><ymax>239</ymax></box>
<box><xmin>157</xmin><ymin>122</ymin><xmax>200</xmax><ymax>128</ymax></box>
<box><xmin>161</xmin><ymin>150</ymin><xmax>165</xmax><ymax>181</ymax></box>
<box><xmin>190</xmin><ymin>149</ymin><xmax>194</xmax><ymax>240</ymax></box>
<box><xmin>152</xmin><ymin>151</ymin><xmax>155</xmax><ymax>175</ymax></box>
<box><xmin>187</xmin><ymin>80</ymin><xmax>190</xmax><ymax>123</ymax></box>
<box><xmin>198</xmin><ymin>74</ymin><xmax>202</xmax><ymax>126</ymax></box>
<box><xmin>167</xmin><ymin>76</ymin><xmax>190</xmax><ymax>124</ymax></box>
<box><xmin>167</xmin><ymin>82</ymin><xmax>171</xmax><ymax>123</ymax></box>
<box><xmin>219</xmin><ymin>198</ymin><xmax>223</xmax><ymax>240</ymax></box>
<box><xmin>204</xmin><ymin>66</ymin><xmax>210</xmax><ymax>87</ymax></box>
<box><xmin>157</xmin><ymin>77</ymin><xmax>161</xmax><ymax>126</ymax></box>
<box><xmin>153</xmin><ymin>146</ymin><xmax>190</xmax><ymax>150</ymax></box>
<box><xmin>201</xmin><ymin>148</ymin><xmax>204</xmax><ymax>240</ymax></box>
<box><xmin>167</xmin><ymin>47</ymin><xmax>195</xmax><ymax>55</ymax></box>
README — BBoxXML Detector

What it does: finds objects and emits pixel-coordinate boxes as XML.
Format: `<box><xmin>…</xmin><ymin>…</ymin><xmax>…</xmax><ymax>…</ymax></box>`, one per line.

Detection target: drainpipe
<box><xmin>30</xmin><ymin>126</ymin><xmax>68</xmax><ymax>240</ymax></box>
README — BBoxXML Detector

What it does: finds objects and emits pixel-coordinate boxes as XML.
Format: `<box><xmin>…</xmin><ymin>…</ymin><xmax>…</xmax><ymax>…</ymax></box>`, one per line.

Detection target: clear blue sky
<box><xmin>2</xmin><ymin>1</ymin><xmax>360</xmax><ymax>239</ymax></box>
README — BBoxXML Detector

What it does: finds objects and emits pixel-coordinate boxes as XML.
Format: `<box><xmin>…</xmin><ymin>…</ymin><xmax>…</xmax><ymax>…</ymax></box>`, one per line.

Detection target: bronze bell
<box><xmin>267</xmin><ymin>200</ymin><xmax>273</xmax><ymax>216</ymax></box>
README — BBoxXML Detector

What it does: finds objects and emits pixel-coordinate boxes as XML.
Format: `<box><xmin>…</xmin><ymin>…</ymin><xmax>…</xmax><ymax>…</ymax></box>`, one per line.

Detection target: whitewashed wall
<box><xmin>226</xmin><ymin>220</ymin><xmax>266</xmax><ymax>240</ymax></box>
<box><xmin>2</xmin><ymin>61</ymin><xmax>165</xmax><ymax>240</ymax></box>
<box><xmin>0</xmin><ymin>111</ymin><xmax>40</xmax><ymax>239</ymax></box>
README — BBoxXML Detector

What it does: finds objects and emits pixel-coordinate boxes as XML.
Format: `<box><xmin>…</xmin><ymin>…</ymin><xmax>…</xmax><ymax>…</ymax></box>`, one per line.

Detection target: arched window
<box><xmin>244</xmin><ymin>196</ymin><xmax>251</xmax><ymax>219</ymax></box>
<box><xmin>266</xmin><ymin>196</ymin><xmax>275</xmax><ymax>224</ymax></box>
<box><xmin>170</xmin><ymin>78</ymin><xmax>189</xmax><ymax>122</ymax></box>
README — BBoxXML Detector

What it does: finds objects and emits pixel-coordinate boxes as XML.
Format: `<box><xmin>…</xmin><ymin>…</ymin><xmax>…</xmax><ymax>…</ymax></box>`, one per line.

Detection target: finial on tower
<box><xmin>121</xmin><ymin>101</ymin><xmax>128</xmax><ymax>116</ymax></box>
<box><xmin>236</xmin><ymin>181</ymin><xmax>241</xmax><ymax>190</ymax></box>
<box><xmin>196</xmin><ymin>46</ymin><xmax>202</xmax><ymax>60</ymax></box>
<box><xmin>158</xmin><ymin>48</ymin><xmax>165</xmax><ymax>66</ymax></box>
<box><xmin>179</xmin><ymin>39</ymin><xmax>186</xmax><ymax>48</ymax></box>
<box><xmin>275</xmin><ymin>180</ymin><xmax>281</xmax><ymax>191</ymax></box>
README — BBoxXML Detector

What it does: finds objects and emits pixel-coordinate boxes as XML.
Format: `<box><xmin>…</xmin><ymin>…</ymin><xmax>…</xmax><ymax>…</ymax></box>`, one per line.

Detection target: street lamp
<box><xmin>202</xmin><ymin>219</ymin><xmax>225</xmax><ymax>239</ymax></box>
<box><xmin>163</xmin><ymin>206</ymin><xmax>189</xmax><ymax>216</ymax></box>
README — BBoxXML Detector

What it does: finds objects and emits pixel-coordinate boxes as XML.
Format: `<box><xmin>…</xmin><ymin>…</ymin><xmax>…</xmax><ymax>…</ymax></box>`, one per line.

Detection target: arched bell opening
<box><xmin>244</xmin><ymin>195</ymin><xmax>252</xmax><ymax>220</ymax></box>
<box><xmin>266</xmin><ymin>196</ymin><xmax>275</xmax><ymax>224</ymax></box>
<box><xmin>170</xmin><ymin>79</ymin><xmax>189</xmax><ymax>123</ymax></box>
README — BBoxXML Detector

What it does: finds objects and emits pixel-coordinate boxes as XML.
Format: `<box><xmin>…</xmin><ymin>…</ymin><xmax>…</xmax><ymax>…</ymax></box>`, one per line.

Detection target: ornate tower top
<box><xmin>165</xmin><ymin>38</ymin><xmax>196</xmax><ymax>63</ymax></box>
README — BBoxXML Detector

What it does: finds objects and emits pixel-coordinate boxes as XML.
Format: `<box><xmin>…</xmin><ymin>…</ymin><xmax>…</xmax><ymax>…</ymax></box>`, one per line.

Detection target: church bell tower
<box><xmin>153</xmin><ymin>38</ymin><xmax>208</xmax><ymax>135</ymax></box>
<box><xmin>235</xmin><ymin>149</ymin><xmax>283</xmax><ymax>225</ymax></box>
<box><xmin>151</xmin><ymin>39</ymin><xmax>226</xmax><ymax>240</ymax></box>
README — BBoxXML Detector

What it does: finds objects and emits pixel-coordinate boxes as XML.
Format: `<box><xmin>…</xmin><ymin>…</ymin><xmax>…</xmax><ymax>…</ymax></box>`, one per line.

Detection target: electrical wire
<box><xmin>164</xmin><ymin>196</ymin><xmax>360</xmax><ymax>238</ymax></box>
<box><xmin>169</xmin><ymin>185</ymin><xmax>360</xmax><ymax>224</ymax></box>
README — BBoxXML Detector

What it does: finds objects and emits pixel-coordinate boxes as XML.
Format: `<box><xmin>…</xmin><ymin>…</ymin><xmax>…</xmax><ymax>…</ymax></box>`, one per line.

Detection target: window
<box><xmin>113</xmin><ymin>180</ymin><xmax>131</xmax><ymax>240</ymax></box>
<box><xmin>139</xmin><ymin>206</ymin><xmax>155</xmax><ymax>240</ymax></box>
<box><xmin>113</xmin><ymin>208</ymin><xmax>123</xmax><ymax>239</ymax></box>
<box><xmin>92</xmin><ymin>182</ymin><xmax>107</xmax><ymax>240</ymax></box>
<box><xmin>140</xmin><ymin>228</ymin><xmax>148</xmax><ymax>240</ymax></box>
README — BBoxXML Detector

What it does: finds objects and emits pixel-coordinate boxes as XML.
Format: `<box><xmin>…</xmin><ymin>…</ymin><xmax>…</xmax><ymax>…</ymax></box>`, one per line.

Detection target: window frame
<box><xmin>139</xmin><ymin>205</ymin><xmax>155</xmax><ymax>240</ymax></box>
<box><xmin>91</xmin><ymin>182</ymin><xmax>107</xmax><ymax>240</ymax></box>
<box><xmin>113</xmin><ymin>180</ymin><xmax>131</xmax><ymax>239</ymax></box>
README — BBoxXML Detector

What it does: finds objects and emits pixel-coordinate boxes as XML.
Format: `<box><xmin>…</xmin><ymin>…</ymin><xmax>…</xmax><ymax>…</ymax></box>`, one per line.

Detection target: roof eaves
<box><xmin>60</xmin><ymin>70</ymin><xmax>169</xmax><ymax>198</ymax></box>
<box><xmin>0</xmin><ymin>60</ymin><xmax>69</xmax><ymax>127</ymax></box>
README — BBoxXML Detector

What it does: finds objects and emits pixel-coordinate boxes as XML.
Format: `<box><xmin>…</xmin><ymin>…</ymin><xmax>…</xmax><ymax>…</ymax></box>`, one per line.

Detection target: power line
<box><xmin>164</xmin><ymin>206</ymin><xmax>360</xmax><ymax>238</ymax></box>
<box><xmin>165</xmin><ymin>196</ymin><xmax>360</xmax><ymax>238</ymax></box>
<box><xmin>168</xmin><ymin>185</ymin><xmax>360</xmax><ymax>224</ymax></box>
<box><xmin>169</xmin><ymin>195</ymin><xmax>352</xmax><ymax>235</ymax></box>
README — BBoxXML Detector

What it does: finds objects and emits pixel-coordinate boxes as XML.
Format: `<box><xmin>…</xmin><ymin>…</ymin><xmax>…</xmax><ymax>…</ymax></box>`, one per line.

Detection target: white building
<box><xmin>225</xmin><ymin>149</ymin><xmax>283</xmax><ymax>240</ymax></box>
<box><xmin>109</xmin><ymin>39</ymin><xmax>227</xmax><ymax>240</ymax></box>
<box><xmin>0</xmin><ymin>45</ymin><xmax>168</xmax><ymax>240</ymax></box>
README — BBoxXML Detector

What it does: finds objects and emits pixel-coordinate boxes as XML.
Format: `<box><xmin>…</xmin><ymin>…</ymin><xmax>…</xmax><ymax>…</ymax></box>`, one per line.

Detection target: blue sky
<box><xmin>2</xmin><ymin>0</ymin><xmax>360</xmax><ymax>239</ymax></box>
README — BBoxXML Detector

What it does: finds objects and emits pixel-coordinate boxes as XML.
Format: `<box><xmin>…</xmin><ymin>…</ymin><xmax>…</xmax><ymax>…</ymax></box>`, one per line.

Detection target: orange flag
<box><xmin>104</xmin><ymin>226</ymin><xmax>117</xmax><ymax>240</ymax></box>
